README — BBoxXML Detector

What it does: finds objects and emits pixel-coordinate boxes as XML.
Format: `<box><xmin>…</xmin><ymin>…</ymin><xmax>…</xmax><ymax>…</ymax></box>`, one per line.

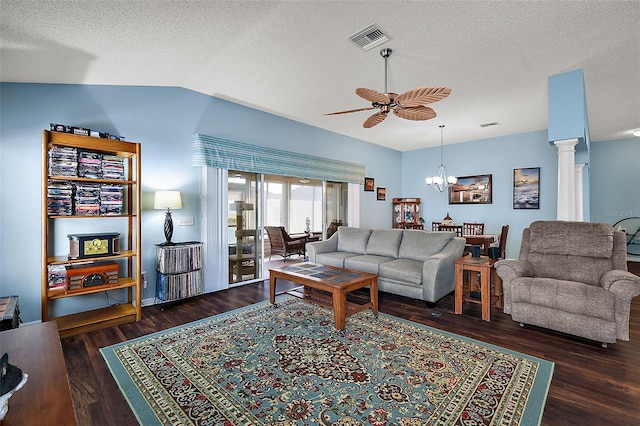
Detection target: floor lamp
<box><xmin>154</xmin><ymin>190</ymin><xmax>182</xmax><ymax>245</ymax></box>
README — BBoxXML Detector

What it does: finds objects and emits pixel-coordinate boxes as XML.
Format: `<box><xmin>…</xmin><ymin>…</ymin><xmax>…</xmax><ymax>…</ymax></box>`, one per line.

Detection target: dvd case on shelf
<box><xmin>48</xmin><ymin>146</ymin><xmax>78</xmax><ymax>177</ymax></box>
<box><xmin>47</xmin><ymin>181</ymin><xmax>74</xmax><ymax>215</ymax></box>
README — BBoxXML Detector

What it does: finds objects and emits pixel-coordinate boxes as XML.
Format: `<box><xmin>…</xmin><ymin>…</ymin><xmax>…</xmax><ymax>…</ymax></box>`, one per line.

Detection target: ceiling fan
<box><xmin>325</xmin><ymin>48</ymin><xmax>451</xmax><ymax>128</ymax></box>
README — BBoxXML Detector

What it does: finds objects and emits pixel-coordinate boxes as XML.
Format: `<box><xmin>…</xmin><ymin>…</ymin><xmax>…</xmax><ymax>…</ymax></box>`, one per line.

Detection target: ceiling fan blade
<box><xmin>363</xmin><ymin>112</ymin><xmax>387</xmax><ymax>128</ymax></box>
<box><xmin>324</xmin><ymin>106</ymin><xmax>376</xmax><ymax>116</ymax></box>
<box><xmin>356</xmin><ymin>88</ymin><xmax>390</xmax><ymax>104</ymax></box>
<box><xmin>395</xmin><ymin>87</ymin><xmax>451</xmax><ymax>107</ymax></box>
<box><xmin>394</xmin><ymin>106</ymin><xmax>437</xmax><ymax>121</ymax></box>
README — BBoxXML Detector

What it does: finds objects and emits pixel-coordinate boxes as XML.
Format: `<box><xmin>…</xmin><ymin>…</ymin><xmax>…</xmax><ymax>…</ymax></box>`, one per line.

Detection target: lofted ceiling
<box><xmin>1</xmin><ymin>1</ymin><xmax>639</xmax><ymax>151</ymax></box>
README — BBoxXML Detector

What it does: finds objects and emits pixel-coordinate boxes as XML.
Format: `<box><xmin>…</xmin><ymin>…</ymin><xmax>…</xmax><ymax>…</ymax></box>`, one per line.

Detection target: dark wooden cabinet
<box><xmin>392</xmin><ymin>198</ymin><xmax>422</xmax><ymax>229</ymax></box>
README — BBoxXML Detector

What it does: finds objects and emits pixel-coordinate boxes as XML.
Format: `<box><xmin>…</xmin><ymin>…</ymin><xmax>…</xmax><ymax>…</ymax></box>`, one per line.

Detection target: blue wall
<box><xmin>590</xmin><ymin>138</ymin><xmax>640</xmax><ymax>225</ymax></box>
<box><xmin>0</xmin><ymin>83</ymin><xmax>400</xmax><ymax>322</ymax></box>
<box><xmin>1</xmin><ymin>82</ymin><xmax>637</xmax><ymax>322</ymax></box>
<box><xmin>403</xmin><ymin>130</ymin><xmax>559</xmax><ymax>259</ymax></box>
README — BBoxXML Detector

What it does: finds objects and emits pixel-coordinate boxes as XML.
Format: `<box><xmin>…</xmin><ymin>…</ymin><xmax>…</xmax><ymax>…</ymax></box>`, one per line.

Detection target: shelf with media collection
<box><xmin>41</xmin><ymin>129</ymin><xmax>141</xmax><ymax>338</ymax></box>
<box><xmin>155</xmin><ymin>241</ymin><xmax>204</xmax><ymax>302</ymax></box>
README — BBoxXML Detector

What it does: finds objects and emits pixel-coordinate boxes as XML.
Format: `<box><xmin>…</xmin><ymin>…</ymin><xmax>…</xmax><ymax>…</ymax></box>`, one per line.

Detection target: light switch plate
<box><xmin>177</xmin><ymin>216</ymin><xmax>194</xmax><ymax>226</ymax></box>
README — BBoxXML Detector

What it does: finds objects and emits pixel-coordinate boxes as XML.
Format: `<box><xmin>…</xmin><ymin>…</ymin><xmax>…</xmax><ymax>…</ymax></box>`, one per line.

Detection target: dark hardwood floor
<box><xmin>61</xmin><ymin>272</ymin><xmax>640</xmax><ymax>426</ymax></box>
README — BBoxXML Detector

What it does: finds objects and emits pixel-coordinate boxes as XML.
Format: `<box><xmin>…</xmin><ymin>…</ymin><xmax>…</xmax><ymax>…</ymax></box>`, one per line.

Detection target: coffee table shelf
<box><xmin>286</xmin><ymin>286</ymin><xmax>374</xmax><ymax>318</ymax></box>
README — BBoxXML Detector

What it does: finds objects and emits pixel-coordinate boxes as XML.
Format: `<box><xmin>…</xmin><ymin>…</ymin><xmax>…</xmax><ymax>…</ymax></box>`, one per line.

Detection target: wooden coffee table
<box><xmin>269</xmin><ymin>263</ymin><xmax>378</xmax><ymax>330</ymax></box>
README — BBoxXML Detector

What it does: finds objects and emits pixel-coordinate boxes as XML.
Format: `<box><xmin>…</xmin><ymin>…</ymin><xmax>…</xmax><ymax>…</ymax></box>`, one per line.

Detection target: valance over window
<box><xmin>192</xmin><ymin>134</ymin><xmax>365</xmax><ymax>184</ymax></box>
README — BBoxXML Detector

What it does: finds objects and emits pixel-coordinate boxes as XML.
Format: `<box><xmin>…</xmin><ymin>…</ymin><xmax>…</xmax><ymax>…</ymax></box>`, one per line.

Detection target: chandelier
<box><xmin>425</xmin><ymin>125</ymin><xmax>456</xmax><ymax>192</ymax></box>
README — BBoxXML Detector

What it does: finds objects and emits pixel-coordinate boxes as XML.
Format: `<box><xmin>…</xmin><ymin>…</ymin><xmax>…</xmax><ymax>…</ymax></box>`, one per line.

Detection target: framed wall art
<box><xmin>377</xmin><ymin>187</ymin><xmax>386</xmax><ymax>201</ymax></box>
<box><xmin>448</xmin><ymin>174</ymin><xmax>492</xmax><ymax>204</ymax></box>
<box><xmin>513</xmin><ymin>167</ymin><xmax>540</xmax><ymax>209</ymax></box>
<box><xmin>364</xmin><ymin>177</ymin><xmax>375</xmax><ymax>192</ymax></box>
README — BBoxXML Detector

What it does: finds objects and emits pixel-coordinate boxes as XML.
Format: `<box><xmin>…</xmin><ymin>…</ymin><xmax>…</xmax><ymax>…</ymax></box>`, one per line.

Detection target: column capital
<box><xmin>553</xmin><ymin>138</ymin><xmax>579</xmax><ymax>152</ymax></box>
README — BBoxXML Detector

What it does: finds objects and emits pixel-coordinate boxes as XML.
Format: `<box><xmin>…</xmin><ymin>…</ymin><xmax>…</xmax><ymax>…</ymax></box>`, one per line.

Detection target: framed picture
<box><xmin>448</xmin><ymin>174</ymin><xmax>492</xmax><ymax>204</ymax></box>
<box><xmin>513</xmin><ymin>167</ymin><xmax>540</xmax><ymax>209</ymax></box>
<box><xmin>364</xmin><ymin>177</ymin><xmax>375</xmax><ymax>192</ymax></box>
<box><xmin>376</xmin><ymin>187</ymin><xmax>386</xmax><ymax>201</ymax></box>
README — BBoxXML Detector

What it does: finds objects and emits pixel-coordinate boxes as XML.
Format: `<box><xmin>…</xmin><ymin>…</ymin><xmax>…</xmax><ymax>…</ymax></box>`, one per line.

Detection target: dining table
<box><xmin>434</xmin><ymin>226</ymin><xmax>499</xmax><ymax>255</ymax></box>
<box><xmin>464</xmin><ymin>234</ymin><xmax>499</xmax><ymax>255</ymax></box>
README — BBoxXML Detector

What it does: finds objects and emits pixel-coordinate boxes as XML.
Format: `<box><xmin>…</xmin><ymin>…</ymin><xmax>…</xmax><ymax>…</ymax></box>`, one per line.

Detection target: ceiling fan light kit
<box><xmin>426</xmin><ymin>125</ymin><xmax>456</xmax><ymax>193</ymax></box>
<box><xmin>326</xmin><ymin>48</ymin><xmax>450</xmax><ymax>128</ymax></box>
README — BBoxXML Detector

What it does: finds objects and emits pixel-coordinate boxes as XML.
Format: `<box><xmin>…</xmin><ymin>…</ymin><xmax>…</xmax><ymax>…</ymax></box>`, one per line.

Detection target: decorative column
<box><xmin>574</xmin><ymin>163</ymin><xmax>586</xmax><ymax>221</ymax></box>
<box><xmin>554</xmin><ymin>139</ymin><xmax>578</xmax><ymax>221</ymax></box>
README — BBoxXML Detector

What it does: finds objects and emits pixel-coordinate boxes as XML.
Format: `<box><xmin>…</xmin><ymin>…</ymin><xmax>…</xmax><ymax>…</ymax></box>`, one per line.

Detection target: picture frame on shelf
<box><xmin>364</xmin><ymin>177</ymin><xmax>375</xmax><ymax>192</ymax></box>
<box><xmin>513</xmin><ymin>167</ymin><xmax>540</xmax><ymax>209</ymax></box>
<box><xmin>377</xmin><ymin>187</ymin><xmax>386</xmax><ymax>201</ymax></box>
<box><xmin>448</xmin><ymin>174</ymin><xmax>492</xmax><ymax>204</ymax></box>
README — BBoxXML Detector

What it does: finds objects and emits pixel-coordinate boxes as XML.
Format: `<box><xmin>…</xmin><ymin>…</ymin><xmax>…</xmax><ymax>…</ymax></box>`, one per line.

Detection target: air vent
<box><xmin>349</xmin><ymin>24</ymin><xmax>391</xmax><ymax>51</ymax></box>
<box><xmin>480</xmin><ymin>122</ymin><xmax>501</xmax><ymax>128</ymax></box>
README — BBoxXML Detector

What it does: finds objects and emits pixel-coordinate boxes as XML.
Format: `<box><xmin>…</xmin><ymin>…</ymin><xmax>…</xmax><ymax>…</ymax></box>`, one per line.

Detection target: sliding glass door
<box><xmin>264</xmin><ymin>175</ymin><xmax>323</xmax><ymax>234</ymax></box>
<box><xmin>289</xmin><ymin>181</ymin><xmax>322</xmax><ymax>234</ymax></box>
<box><xmin>324</xmin><ymin>181</ymin><xmax>349</xmax><ymax>237</ymax></box>
<box><xmin>227</xmin><ymin>171</ymin><xmax>261</xmax><ymax>285</ymax></box>
<box><xmin>223</xmin><ymin>172</ymin><xmax>352</xmax><ymax>286</ymax></box>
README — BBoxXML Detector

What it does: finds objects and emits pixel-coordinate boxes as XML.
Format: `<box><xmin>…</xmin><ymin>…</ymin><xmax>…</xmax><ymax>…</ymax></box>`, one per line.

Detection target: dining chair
<box><xmin>431</xmin><ymin>221</ymin><xmax>441</xmax><ymax>231</ymax></box>
<box><xmin>498</xmin><ymin>224</ymin><xmax>509</xmax><ymax>258</ymax></box>
<box><xmin>463</xmin><ymin>222</ymin><xmax>485</xmax><ymax>236</ymax></box>
<box><xmin>438</xmin><ymin>224</ymin><xmax>463</xmax><ymax>237</ymax></box>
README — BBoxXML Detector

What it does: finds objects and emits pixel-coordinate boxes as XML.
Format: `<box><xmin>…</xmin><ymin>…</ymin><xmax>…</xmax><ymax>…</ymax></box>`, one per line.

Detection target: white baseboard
<box><xmin>141</xmin><ymin>297</ymin><xmax>157</xmax><ymax>307</ymax></box>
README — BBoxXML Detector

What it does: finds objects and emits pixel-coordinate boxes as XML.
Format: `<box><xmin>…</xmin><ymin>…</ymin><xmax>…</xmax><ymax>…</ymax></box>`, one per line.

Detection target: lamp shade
<box><xmin>154</xmin><ymin>191</ymin><xmax>182</xmax><ymax>210</ymax></box>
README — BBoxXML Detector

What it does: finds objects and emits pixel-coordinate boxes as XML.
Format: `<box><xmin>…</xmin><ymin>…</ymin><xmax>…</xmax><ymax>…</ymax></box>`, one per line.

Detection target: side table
<box><xmin>454</xmin><ymin>255</ymin><xmax>502</xmax><ymax>321</ymax></box>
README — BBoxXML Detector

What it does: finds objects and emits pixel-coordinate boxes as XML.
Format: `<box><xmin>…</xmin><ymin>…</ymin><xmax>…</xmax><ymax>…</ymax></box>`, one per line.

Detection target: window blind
<box><xmin>192</xmin><ymin>134</ymin><xmax>365</xmax><ymax>184</ymax></box>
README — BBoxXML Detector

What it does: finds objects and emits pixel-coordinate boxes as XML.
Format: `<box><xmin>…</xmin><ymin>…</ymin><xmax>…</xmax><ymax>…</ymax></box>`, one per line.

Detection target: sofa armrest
<box><xmin>494</xmin><ymin>259</ymin><xmax>533</xmax><ymax>279</ymax></box>
<box><xmin>601</xmin><ymin>270</ymin><xmax>640</xmax><ymax>298</ymax></box>
<box><xmin>601</xmin><ymin>270</ymin><xmax>640</xmax><ymax>341</ymax></box>
<box><xmin>494</xmin><ymin>259</ymin><xmax>533</xmax><ymax>314</ymax></box>
<box><xmin>421</xmin><ymin>237</ymin><xmax>466</xmax><ymax>302</ymax></box>
<box><xmin>307</xmin><ymin>233</ymin><xmax>338</xmax><ymax>262</ymax></box>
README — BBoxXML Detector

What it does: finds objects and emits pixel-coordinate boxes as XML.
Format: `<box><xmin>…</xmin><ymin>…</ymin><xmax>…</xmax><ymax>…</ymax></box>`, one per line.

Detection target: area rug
<box><xmin>101</xmin><ymin>296</ymin><xmax>553</xmax><ymax>425</ymax></box>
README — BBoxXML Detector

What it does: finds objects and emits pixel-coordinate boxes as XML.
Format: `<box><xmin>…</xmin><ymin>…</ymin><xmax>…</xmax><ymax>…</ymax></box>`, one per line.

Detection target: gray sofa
<box><xmin>307</xmin><ymin>227</ymin><xmax>465</xmax><ymax>303</ymax></box>
<box><xmin>495</xmin><ymin>220</ymin><xmax>640</xmax><ymax>346</ymax></box>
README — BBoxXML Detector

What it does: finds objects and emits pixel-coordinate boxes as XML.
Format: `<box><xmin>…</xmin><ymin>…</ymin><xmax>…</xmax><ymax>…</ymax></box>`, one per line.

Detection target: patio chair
<box><xmin>264</xmin><ymin>226</ymin><xmax>306</xmax><ymax>261</ymax></box>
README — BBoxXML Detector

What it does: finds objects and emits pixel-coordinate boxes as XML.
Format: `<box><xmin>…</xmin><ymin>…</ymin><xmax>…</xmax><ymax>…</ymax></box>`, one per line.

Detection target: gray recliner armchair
<box><xmin>495</xmin><ymin>220</ymin><xmax>640</xmax><ymax>347</ymax></box>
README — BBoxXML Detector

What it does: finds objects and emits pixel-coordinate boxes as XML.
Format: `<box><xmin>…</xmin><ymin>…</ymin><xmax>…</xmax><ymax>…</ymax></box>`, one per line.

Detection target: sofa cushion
<box><xmin>510</xmin><ymin>277</ymin><xmax>616</xmax><ymax>322</ymax></box>
<box><xmin>315</xmin><ymin>252</ymin><xmax>359</xmax><ymax>268</ymax></box>
<box><xmin>398</xmin><ymin>230</ymin><xmax>454</xmax><ymax>262</ymax></box>
<box><xmin>366</xmin><ymin>229</ymin><xmax>403</xmax><ymax>258</ymax></box>
<box><xmin>344</xmin><ymin>255</ymin><xmax>394</xmax><ymax>275</ymax></box>
<box><xmin>379</xmin><ymin>259</ymin><xmax>423</xmax><ymax>285</ymax></box>
<box><xmin>337</xmin><ymin>227</ymin><xmax>372</xmax><ymax>254</ymax></box>
<box><xmin>528</xmin><ymin>221</ymin><xmax>614</xmax><ymax>258</ymax></box>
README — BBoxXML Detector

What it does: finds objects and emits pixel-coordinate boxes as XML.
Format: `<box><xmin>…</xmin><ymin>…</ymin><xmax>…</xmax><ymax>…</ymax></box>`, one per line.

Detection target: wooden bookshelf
<box><xmin>41</xmin><ymin>130</ymin><xmax>142</xmax><ymax>337</ymax></box>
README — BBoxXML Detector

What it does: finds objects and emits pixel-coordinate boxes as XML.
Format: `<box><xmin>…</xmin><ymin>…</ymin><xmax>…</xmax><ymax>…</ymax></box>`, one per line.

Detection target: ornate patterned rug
<box><xmin>101</xmin><ymin>296</ymin><xmax>553</xmax><ymax>425</ymax></box>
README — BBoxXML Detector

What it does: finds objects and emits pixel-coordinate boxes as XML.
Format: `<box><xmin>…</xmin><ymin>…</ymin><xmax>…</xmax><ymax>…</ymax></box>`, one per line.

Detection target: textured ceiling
<box><xmin>1</xmin><ymin>1</ymin><xmax>639</xmax><ymax>151</ymax></box>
